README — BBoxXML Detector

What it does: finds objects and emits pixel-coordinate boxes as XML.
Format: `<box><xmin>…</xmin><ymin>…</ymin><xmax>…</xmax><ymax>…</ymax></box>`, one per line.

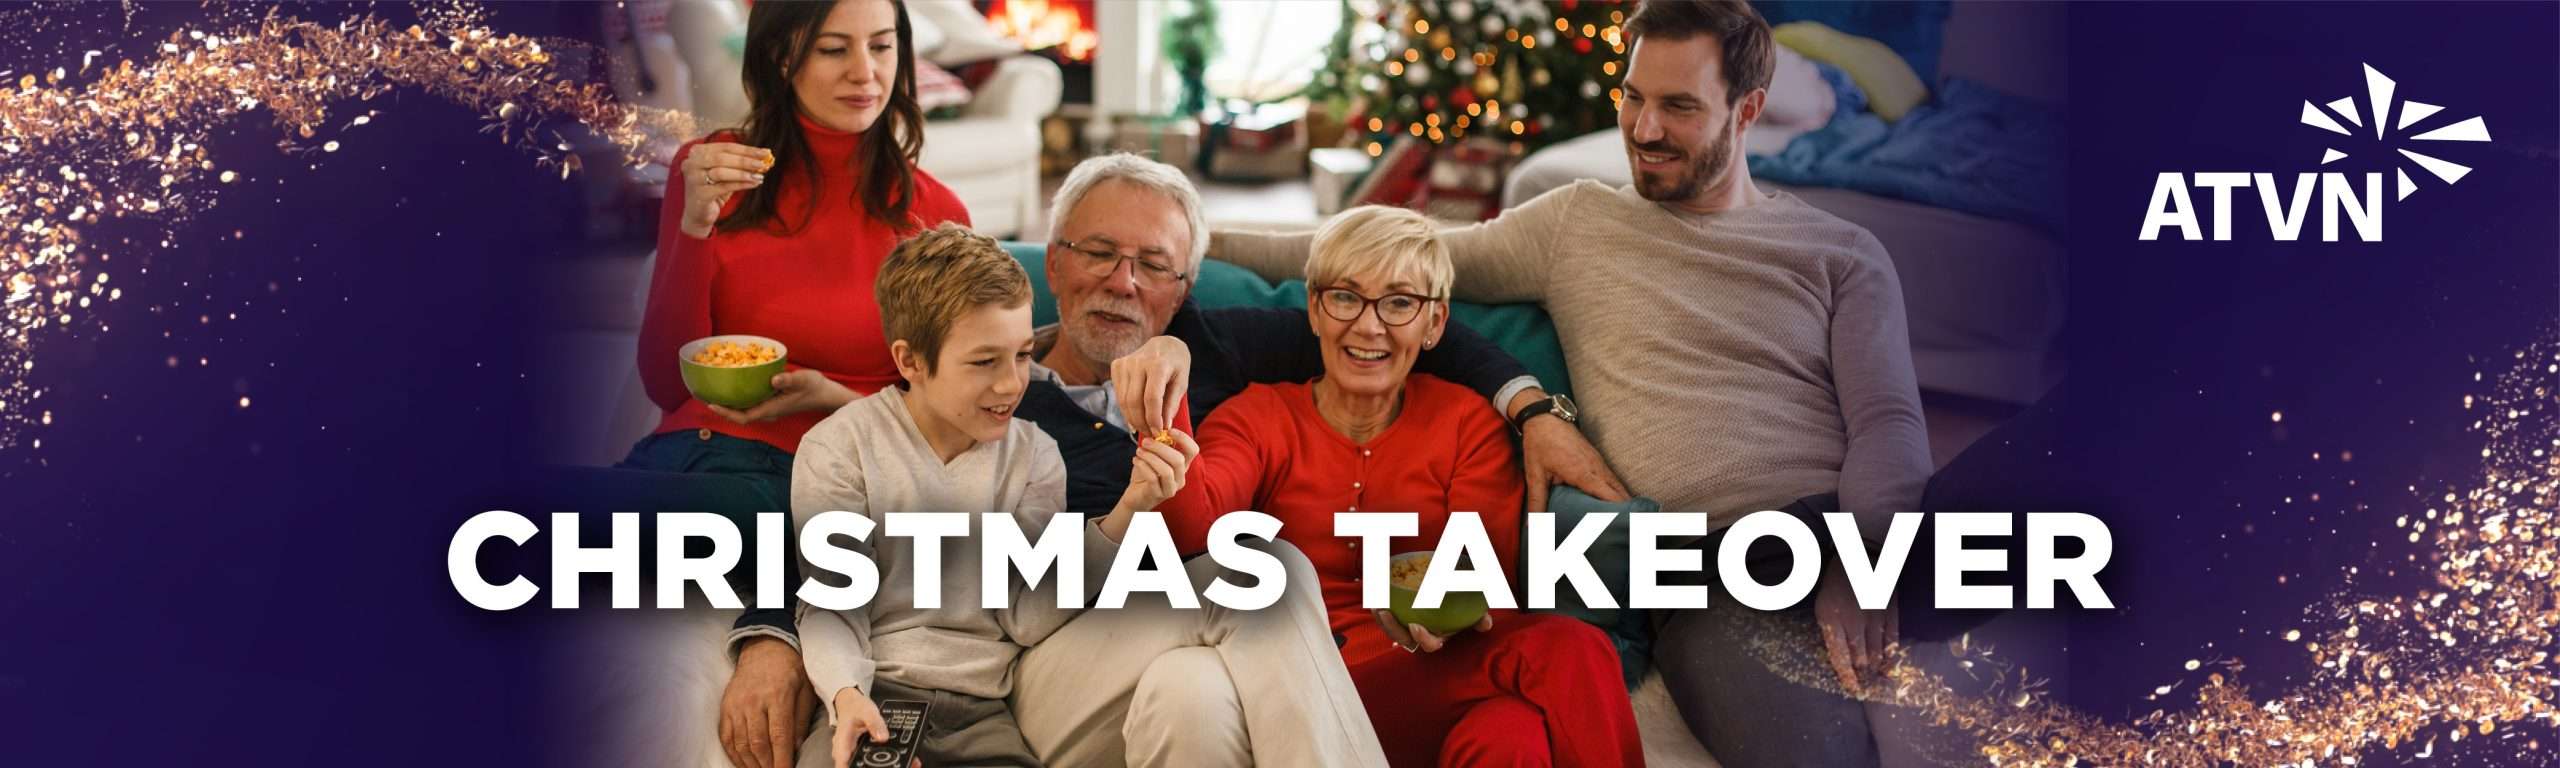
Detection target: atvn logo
<box><xmin>2140</xmin><ymin>64</ymin><xmax>2490</xmax><ymax>242</ymax></box>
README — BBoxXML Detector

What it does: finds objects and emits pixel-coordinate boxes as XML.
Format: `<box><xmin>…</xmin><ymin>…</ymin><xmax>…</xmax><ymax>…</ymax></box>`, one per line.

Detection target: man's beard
<box><xmin>1061</xmin><ymin>297</ymin><xmax>1151</xmax><ymax>371</ymax></box>
<box><xmin>1631</xmin><ymin>119</ymin><xmax>1736</xmax><ymax>204</ymax></box>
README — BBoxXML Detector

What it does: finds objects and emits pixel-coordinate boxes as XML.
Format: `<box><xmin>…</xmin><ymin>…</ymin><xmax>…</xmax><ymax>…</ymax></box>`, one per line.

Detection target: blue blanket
<box><xmin>1750</xmin><ymin>76</ymin><xmax>2067</xmax><ymax>234</ymax></box>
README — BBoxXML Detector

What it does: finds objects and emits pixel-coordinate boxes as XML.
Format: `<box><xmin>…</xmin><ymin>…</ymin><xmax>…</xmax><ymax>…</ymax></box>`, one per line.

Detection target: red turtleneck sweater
<box><xmin>639</xmin><ymin>115</ymin><xmax>970</xmax><ymax>454</ymax></box>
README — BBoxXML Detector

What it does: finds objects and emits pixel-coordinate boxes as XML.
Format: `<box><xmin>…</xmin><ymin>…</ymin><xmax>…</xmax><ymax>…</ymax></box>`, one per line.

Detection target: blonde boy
<box><xmin>792</xmin><ymin>224</ymin><xmax>1195</xmax><ymax>767</ymax></box>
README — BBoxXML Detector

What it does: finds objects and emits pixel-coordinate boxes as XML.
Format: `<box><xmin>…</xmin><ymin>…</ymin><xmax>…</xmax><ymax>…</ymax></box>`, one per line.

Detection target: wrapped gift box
<box><xmin>1347</xmin><ymin>135</ymin><xmax>1432</xmax><ymax>209</ymax></box>
<box><xmin>1417</xmin><ymin>138</ymin><xmax>1517</xmax><ymax>221</ymax></box>
<box><xmin>1309</xmin><ymin>147</ymin><xmax>1375</xmax><ymax>215</ymax></box>
<box><xmin>1104</xmin><ymin>115</ymin><xmax>1201</xmax><ymax>170</ymax></box>
<box><xmin>1201</xmin><ymin>102</ymin><xmax>1308</xmax><ymax>180</ymax></box>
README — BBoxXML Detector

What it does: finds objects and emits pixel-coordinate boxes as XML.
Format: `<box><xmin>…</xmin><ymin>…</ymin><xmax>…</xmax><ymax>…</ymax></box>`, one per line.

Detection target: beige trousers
<box><xmin>1007</xmin><ymin>539</ymin><xmax>1388</xmax><ymax>768</ymax></box>
<box><xmin>570</xmin><ymin>606</ymin><xmax>834</xmax><ymax>768</ymax></box>
<box><xmin>586</xmin><ymin>541</ymin><xmax>1381</xmax><ymax>768</ymax></box>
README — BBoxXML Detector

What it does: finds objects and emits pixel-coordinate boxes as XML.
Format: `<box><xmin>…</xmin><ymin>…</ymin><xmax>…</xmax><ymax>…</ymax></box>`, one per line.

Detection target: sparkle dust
<box><xmin>1725</xmin><ymin>338</ymin><xmax>2560</xmax><ymax>766</ymax></box>
<box><xmin>0</xmin><ymin>3</ymin><xmax>699</xmax><ymax>447</ymax></box>
<box><xmin>1</xmin><ymin>4</ymin><xmax>2554</xmax><ymax>766</ymax></box>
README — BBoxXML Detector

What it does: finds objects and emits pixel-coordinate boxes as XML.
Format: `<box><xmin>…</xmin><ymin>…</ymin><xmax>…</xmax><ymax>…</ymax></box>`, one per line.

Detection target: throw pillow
<box><xmin>1772</xmin><ymin>21</ymin><xmax>1929</xmax><ymax>122</ymax></box>
<box><xmin>914</xmin><ymin>60</ymin><xmax>973</xmax><ymax>113</ymax></box>
<box><xmin>1538</xmin><ymin>486</ymin><xmax>1668</xmax><ymax>690</ymax></box>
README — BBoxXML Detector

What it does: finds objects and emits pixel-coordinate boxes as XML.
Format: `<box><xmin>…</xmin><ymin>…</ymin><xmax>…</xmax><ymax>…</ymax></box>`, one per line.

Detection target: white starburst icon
<box><xmin>2298</xmin><ymin>63</ymin><xmax>2491</xmax><ymax>200</ymax></box>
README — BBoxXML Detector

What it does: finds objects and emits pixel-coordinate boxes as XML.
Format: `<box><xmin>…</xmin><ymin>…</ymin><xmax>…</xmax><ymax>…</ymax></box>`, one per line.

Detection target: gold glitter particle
<box><xmin>1725</xmin><ymin>335</ymin><xmax>2560</xmax><ymax>767</ymax></box>
<box><xmin>0</xmin><ymin>3</ymin><xmax>700</xmax><ymax>446</ymax></box>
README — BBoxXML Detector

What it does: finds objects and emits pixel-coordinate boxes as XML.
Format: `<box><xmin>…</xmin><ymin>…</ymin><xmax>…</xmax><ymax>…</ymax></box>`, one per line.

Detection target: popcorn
<box><xmin>690</xmin><ymin>340</ymin><xmax>778</xmax><ymax>368</ymax></box>
<box><xmin>1389</xmin><ymin>553</ymin><xmax>1431</xmax><ymax>590</ymax></box>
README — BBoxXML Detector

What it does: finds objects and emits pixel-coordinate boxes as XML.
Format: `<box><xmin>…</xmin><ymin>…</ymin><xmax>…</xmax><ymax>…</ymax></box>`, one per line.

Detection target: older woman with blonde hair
<box><xmin>1158</xmin><ymin>206</ymin><xmax>1642</xmax><ymax>767</ymax></box>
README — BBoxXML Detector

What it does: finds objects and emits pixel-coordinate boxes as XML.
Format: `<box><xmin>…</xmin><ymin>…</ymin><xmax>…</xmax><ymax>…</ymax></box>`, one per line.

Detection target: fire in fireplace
<box><xmin>981</xmin><ymin>0</ymin><xmax>1098</xmax><ymax>62</ymax></box>
<box><xmin>976</xmin><ymin>0</ymin><xmax>1096</xmax><ymax>105</ymax></box>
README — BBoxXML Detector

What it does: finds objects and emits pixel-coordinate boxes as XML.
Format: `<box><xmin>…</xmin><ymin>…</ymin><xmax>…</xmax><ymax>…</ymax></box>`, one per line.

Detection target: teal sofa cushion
<box><xmin>1001</xmin><ymin>241</ymin><xmax>1573</xmax><ymax>398</ymax></box>
<box><xmin>1003</xmin><ymin>242</ymin><xmax>1062</xmax><ymax>328</ymax></box>
<box><xmin>1541</xmin><ymin>486</ymin><xmax>1664</xmax><ymax>689</ymax></box>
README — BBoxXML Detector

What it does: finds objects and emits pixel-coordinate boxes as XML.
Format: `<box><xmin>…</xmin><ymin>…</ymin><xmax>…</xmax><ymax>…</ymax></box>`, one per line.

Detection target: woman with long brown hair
<box><xmin>644</xmin><ymin>0</ymin><xmax>952</xmax><ymax>442</ymax></box>
<box><xmin>586</xmin><ymin>2</ymin><xmax>966</xmax><ymax>767</ymax></box>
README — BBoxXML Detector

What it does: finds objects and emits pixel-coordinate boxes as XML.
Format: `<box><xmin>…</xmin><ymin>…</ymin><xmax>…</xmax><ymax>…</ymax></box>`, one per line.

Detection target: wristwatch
<box><xmin>1509</xmin><ymin>393</ymin><xmax>1579</xmax><ymax>436</ymax></box>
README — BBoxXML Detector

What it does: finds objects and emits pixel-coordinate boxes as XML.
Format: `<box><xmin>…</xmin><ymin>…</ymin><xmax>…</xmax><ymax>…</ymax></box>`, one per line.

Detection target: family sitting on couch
<box><xmin>594</xmin><ymin>0</ymin><xmax>1929</xmax><ymax>766</ymax></box>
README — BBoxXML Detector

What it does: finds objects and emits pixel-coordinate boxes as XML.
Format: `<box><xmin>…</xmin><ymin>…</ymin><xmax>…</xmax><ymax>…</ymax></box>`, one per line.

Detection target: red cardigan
<box><xmin>639</xmin><ymin>116</ymin><xmax>970</xmax><ymax>454</ymax></box>
<box><xmin>1159</xmin><ymin>375</ymin><xmax>1526</xmax><ymax>636</ymax></box>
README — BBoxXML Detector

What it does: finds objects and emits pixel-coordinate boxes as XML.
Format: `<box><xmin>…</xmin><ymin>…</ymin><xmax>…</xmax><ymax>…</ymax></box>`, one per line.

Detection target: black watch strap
<box><xmin>1511</xmin><ymin>398</ymin><xmax>1559</xmax><ymax>436</ymax></box>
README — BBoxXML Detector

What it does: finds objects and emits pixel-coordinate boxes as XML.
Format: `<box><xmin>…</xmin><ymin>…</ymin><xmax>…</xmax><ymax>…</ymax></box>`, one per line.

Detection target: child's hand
<box><xmin>1120</xmin><ymin>429</ymin><xmax>1199</xmax><ymax>513</ymax></box>
<box><xmin>827</xmin><ymin>687</ymin><xmax>891</xmax><ymax>768</ymax></box>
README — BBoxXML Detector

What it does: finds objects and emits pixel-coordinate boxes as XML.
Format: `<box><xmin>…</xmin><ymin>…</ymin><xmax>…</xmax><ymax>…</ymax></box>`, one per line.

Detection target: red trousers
<box><xmin>1339</xmin><ymin>610</ymin><xmax>1645</xmax><ymax>767</ymax></box>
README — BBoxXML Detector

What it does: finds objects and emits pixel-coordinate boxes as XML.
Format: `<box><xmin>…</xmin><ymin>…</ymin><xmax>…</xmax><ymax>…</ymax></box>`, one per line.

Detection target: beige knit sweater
<box><xmin>1213</xmin><ymin>181</ymin><xmax>1930</xmax><ymax>531</ymax></box>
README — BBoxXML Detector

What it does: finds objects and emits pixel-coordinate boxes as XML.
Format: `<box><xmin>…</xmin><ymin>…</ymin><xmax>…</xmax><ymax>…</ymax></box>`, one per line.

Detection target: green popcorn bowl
<box><xmin>1387</xmin><ymin>551</ymin><xmax>1490</xmax><ymax>636</ymax></box>
<box><xmin>678</xmin><ymin>335</ymin><xmax>789</xmax><ymax>409</ymax></box>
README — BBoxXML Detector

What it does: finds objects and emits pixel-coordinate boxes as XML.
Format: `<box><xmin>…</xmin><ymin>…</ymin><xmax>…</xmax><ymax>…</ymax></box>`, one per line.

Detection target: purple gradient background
<box><xmin>0</xmin><ymin>2</ymin><xmax>596</xmax><ymax>763</ymax></box>
<box><xmin>2053</xmin><ymin>4</ymin><xmax>2559</xmax><ymax>762</ymax></box>
<box><xmin>0</xmin><ymin>1</ymin><xmax>2552</xmax><ymax>765</ymax></box>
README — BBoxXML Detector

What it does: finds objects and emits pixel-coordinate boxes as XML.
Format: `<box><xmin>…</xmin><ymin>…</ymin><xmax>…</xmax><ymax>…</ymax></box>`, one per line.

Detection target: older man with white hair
<box><xmin>998</xmin><ymin>153</ymin><xmax>1632</xmax><ymax>767</ymax></box>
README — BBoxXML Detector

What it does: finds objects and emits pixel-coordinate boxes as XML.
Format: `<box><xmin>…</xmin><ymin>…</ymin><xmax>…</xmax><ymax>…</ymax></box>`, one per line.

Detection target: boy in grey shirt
<box><xmin>795</xmin><ymin>224</ymin><xmax>1181</xmax><ymax>765</ymax></box>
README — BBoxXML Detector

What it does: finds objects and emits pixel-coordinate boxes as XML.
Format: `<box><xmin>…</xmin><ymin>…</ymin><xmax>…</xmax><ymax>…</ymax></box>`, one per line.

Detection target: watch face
<box><xmin>1552</xmin><ymin>394</ymin><xmax>1578</xmax><ymax>422</ymax></box>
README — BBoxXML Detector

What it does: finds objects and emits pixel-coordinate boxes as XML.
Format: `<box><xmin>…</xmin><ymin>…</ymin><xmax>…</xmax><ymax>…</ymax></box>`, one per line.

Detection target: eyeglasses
<box><xmin>1054</xmin><ymin>237</ymin><xmax>1188</xmax><ymax>286</ymax></box>
<box><xmin>1314</xmin><ymin>286</ymin><xmax>1436</xmax><ymax>327</ymax></box>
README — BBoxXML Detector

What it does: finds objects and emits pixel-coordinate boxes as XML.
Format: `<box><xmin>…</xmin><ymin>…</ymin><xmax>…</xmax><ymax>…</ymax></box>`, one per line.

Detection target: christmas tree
<box><xmin>1306</xmin><ymin>0</ymin><xmax>1632</xmax><ymax>158</ymax></box>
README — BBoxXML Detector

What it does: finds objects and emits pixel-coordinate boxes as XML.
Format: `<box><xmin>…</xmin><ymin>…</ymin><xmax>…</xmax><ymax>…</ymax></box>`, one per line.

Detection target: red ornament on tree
<box><xmin>1423</xmin><ymin>94</ymin><xmax>1439</xmax><ymax>111</ymax></box>
<box><xmin>1562</xmin><ymin>0</ymin><xmax>1578</xmax><ymax>9</ymax></box>
<box><xmin>1573</xmin><ymin>37</ymin><xmax>1593</xmax><ymax>54</ymax></box>
<box><xmin>1451</xmin><ymin>87</ymin><xmax>1476</xmax><ymax>107</ymax></box>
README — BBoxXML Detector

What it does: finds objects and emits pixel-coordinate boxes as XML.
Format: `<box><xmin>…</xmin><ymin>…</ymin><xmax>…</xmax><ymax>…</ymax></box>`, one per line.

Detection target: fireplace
<box><xmin>978</xmin><ymin>0</ymin><xmax>1096</xmax><ymax>105</ymax></box>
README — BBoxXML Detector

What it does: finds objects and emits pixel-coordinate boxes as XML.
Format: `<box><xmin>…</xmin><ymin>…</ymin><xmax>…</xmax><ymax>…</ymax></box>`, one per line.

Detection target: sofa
<box><xmin>914</xmin><ymin>56</ymin><xmax>1060</xmax><ymax>239</ymax></box>
<box><xmin>552</xmin><ymin>235</ymin><xmax>2079</xmax><ymax>766</ymax></box>
<box><xmin>661</xmin><ymin>0</ymin><xmax>1061</xmax><ymax>238</ymax></box>
<box><xmin>561</xmin><ymin>242</ymin><xmax>1564</xmax><ymax>463</ymax></box>
<box><xmin>547</xmin><ymin>240</ymin><xmax>1735</xmax><ymax>764</ymax></box>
